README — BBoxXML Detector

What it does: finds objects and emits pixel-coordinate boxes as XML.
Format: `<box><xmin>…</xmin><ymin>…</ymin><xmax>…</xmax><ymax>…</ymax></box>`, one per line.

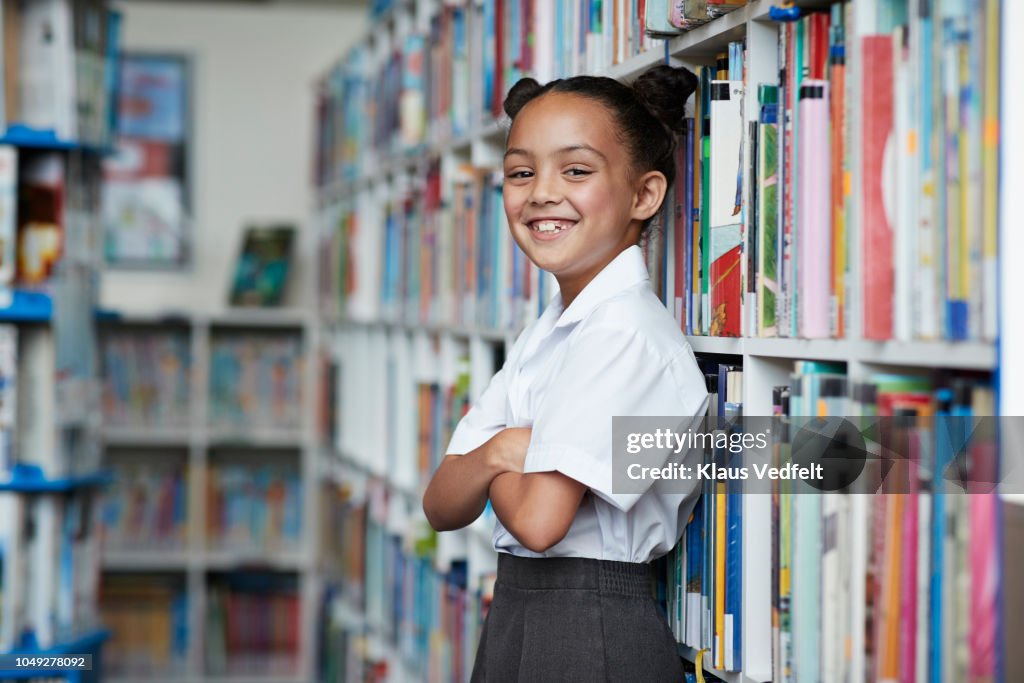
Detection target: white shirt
<box><xmin>445</xmin><ymin>245</ymin><xmax>710</xmax><ymax>563</ymax></box>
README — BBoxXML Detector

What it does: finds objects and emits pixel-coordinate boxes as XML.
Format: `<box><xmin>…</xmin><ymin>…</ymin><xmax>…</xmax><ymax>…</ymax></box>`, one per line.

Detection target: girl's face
<box><xmin>502</xmin><ymin>92</ymin><xmax>664</xmax><ymax>300</ymax></box>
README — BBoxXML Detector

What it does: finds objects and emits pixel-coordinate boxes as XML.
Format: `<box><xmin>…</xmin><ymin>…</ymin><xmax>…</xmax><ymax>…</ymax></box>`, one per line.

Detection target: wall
<box><xmin>100</xmin><ymin>1</ymin><xmax>366</xmax><ymax>314</ymax></box>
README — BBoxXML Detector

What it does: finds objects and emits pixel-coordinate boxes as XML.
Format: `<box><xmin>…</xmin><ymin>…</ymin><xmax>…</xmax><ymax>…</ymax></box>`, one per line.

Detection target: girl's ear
<box><xmin>631</xmin><ymin>170</ymin><xmax>668</xmax><ymax>222</ymax></box>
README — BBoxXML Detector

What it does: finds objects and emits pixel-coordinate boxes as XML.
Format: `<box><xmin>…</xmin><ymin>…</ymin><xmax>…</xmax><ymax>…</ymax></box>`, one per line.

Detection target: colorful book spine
<box><xmin>860</xmin><ymin>34</ymin><xmax>895</xmax><ymax>340</ymax></box>
<box><xmin>708</xmin><ymin>80</ymin><xmax>743</xmax><ymax>337</ymax></box>
<box><xmin>796</xmin><ymin>79</ymin><xmax>831</xmax><ymax>339</ymax></box>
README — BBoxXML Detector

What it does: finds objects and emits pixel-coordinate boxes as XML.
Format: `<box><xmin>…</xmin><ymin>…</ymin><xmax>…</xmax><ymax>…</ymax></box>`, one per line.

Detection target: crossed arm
<box><xmin>422</xmin><ymin>427</ymin><xmax>587</xmax><ymax>553</ymax></box>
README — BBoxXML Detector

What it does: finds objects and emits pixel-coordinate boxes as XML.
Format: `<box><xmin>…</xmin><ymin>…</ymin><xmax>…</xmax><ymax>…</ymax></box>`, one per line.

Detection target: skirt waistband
<box><xmin>496</xmin><ymin>553</ymin><xmax>655</xmax><ymax>598</ymax></box>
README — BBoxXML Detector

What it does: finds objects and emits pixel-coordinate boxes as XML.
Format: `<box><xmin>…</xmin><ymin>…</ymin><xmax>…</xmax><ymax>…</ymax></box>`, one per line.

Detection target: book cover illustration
<box><xmin>229</xmin><ymin>224</ymin><xmax>294</xmax><ymax>308</ymax></box>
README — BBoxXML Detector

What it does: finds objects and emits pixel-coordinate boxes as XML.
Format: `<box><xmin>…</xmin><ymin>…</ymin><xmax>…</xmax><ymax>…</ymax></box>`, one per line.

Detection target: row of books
<box><xmin>315</xmin><ymin>0</ymin><xmax>697</xmax><ymax>187</ymax></box>
<box><xmin>320</xmin><ymin>162</ymin><xmax>546</xmax><ymax>331</ymax></box>
<box><xmin>99</xmin><ymin>459</ymin><xmax>187</xmax><ymax>552</ymax></box>
<box><xmin>205</xmin><ymin>573</ymin><xmax>301</xmax><ymax>677</ymax></box>
<box><xmin>319</xmin><ymin>476</ymin><xmax>493</xmax><ymax>682</ymax></box>
<box><xmin>0</xmin><ymin>492</ymin><xmax>102</xmax><ymax>651</ymax></box>
<box><xmin>666</xmin><ymin>361</ymin><xmax>744</xmax><ymax>671</ymax></box>
<box><xmin>206</xmin><ymin>463</ymin><xmax>303</xmax><ymax>555</ymax></box>
<box><xmin>668</xmin><ymin>361</ymin><xmax>1000</xmax><ymax>682</ymax></box>
<box><xmin>100</xmin><ymin>574</ymin><xmax>188</xmax><ymax>677</ymax></box>
<box><xmin>100</xmin><ymin>329</ymin><xmax>191</xmax><ymax>428</ymax></box>
<box><xmin>209</xmin><ymin>334</ymin><xmax>303</xmax><ymax>431</ymax></box>
<box><xmin>664</xmin><ymin>1</ymin><xmax>1000</xmax><ymax>342</ymax></box>
<box><xmin>332</xmin><ymin>327</ymin><xmax>493</xmax><ymax>495</ymax></box>
<box><xmin>321</xmin><ymin>1</ymin><xmax>1001</xmax><ymax>347</ymax></box>
<box><xmin>416</xmin><ymin>364</ymin><xmax>471</xmax><ymax>492</ymax></box>
<box><xmin>2</xmin><ymin>323</ymin><xmax>102</xmax><ymax>482</ymax></box>
<box><xmin>0</xmin><ymin>0</ymin><xmax>122</xmax><ymax>146</ymax></box>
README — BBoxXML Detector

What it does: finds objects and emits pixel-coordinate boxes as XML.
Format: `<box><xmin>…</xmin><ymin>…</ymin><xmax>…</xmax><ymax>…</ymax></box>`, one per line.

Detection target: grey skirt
<box><xmin>470</xmin><ymin>553</ymin><xmax>684</xmax><ymax>682</ymax></box>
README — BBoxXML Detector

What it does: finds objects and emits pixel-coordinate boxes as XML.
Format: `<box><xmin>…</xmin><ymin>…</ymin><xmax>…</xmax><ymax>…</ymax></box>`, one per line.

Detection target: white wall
<box><xmin>100</xmin><ymin>1</ymin><xmax>366</xmax><ymax>314</ymax></box>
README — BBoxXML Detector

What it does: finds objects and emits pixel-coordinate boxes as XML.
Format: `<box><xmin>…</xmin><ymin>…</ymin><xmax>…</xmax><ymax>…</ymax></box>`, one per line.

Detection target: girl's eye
<box><xmin>506</xmin><ymin>170</ymin><xmax>533</xmax><ymax>179</ymax></box>
<box><xmin>565</xmin><ymin>168</ymin><xmax>591</xmax><ymax>177</ymax></box>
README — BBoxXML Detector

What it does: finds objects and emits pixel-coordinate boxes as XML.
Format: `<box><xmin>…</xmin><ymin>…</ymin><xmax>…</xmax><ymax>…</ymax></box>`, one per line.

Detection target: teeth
<box><xmin>531</xmin><ymin>220</ymin><xmax>573</xmax><ymax>233</ymax></box>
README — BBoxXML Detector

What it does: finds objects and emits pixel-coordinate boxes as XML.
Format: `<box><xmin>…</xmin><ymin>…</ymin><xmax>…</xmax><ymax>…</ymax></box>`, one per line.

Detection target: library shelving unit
<box><xmin>96</xmin><ymin>309</ymin><xmax>321</xmax><ymax>683</ymax></box>
<box><xmin>0</xmin><ymin>1</ymin><xmax>125</xmax><ymax>680</ymax></box>
<box><xmin>313</xmin><ymin>0</ymin><xmax>1020</xmax><ymax>681</ymax></box>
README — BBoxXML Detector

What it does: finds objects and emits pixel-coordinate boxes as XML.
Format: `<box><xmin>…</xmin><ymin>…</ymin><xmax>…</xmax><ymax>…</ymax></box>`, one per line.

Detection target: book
<box><xmin>708</xmin><ymin>80</ymin><xmax>743</xmax><ymax>337</ymax></box>
<box><xmin>228</xmin><ymin>224</ymin><xmax>295</xmax><ymax>308</ymax></box>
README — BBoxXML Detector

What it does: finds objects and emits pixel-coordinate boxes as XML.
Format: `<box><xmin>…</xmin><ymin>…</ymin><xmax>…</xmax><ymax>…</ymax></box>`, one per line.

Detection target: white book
<box><xmin>0</xmin><ymin>146</ymin><xmax>16</xmax><ymax>306</ymax></box>
<box><xmin>16</xmin><ymin>326</ymin><xmax>59</xmax><ymax>477</ymax></box>
<box><xmin>17</xmin><ymin>0</ymin><xmax>76</xmax><ymax>140</ymax></box>
<box><xmin>820</xmin><ymin>494</ymin><xmax>840</xmax><ymax>683</ymax></box>
<box><xmin>916</xmin><ymin>486</ymin><xmax>931</xmax><ymax>683</ymax></box>
<box><xmin>0</xmin><ymin>494</ymin><xmax>26</xmax><ymax>650</ymax></box>
<box><xmin>893</xmin><ymin>26</ymin><xmax>915</xmax><ymax>342</ymax></box>
<box><xmin>0</xmin><ymin>324</ymin><xmax>15</xmax><ymax>475</ymax></box>
<box><xmin>28</xmin><ymin>496</ymin><xmax>58</xmax><ymax>648</ymax></box>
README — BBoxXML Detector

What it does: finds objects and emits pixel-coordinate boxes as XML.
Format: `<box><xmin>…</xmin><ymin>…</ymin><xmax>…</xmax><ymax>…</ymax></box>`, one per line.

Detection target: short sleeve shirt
<box><xmin>445</xmin><ymin>245</ymin><xmax>710</xmax><ymax>563</ymax></box>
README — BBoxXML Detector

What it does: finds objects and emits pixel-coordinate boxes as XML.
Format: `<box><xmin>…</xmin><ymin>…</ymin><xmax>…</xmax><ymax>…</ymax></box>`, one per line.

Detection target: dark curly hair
<box><xmin>502</xmin><ymin>65</ymin><xmax>699</xmax><ymax>236</ymax></box>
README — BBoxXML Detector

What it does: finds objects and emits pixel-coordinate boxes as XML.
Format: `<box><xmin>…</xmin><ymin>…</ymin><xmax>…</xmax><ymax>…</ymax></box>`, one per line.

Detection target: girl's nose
<box><xmin>528</xmin><ymin>172</ymin><xmax>561</xmax><ymax>205</ymax></box>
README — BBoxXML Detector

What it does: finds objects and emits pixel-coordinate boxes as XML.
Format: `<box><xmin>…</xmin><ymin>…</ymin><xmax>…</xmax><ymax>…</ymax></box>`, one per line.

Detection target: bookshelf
<box><xmin>0</xmin><ymin>1</ymin><xmax>124</xmax><ymax>679</ymax></box>
<box><xmin>314</xmin><ymin>0</ymin><xmax>1018</xmax><ymax>681</ymax></box>
<box><xmin>96</xmin><ymin>311</ymin><xmax>320</xmax><ymax>683</ymax></box>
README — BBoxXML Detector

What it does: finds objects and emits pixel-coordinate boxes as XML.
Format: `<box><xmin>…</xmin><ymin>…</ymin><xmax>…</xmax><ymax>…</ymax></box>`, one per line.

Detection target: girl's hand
<box><xmin>489</xmin><ymin>427</ymin><xmax>532</xmax><ymax>474</ymax></box>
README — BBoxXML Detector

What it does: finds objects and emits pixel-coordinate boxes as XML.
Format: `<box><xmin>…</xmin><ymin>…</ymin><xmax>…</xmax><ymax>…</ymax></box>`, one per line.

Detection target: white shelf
<box><xmin>678</xmin><ymin>643</ymin><xmax>768</xmax><ymax>683</ymax></box>
<box><xmin>332</xmin><ymin>316</ymin><xmax>517</xmax><ymax>343</ymax></box>
<box><xmin>104</xmin><ymin>550</ymin><xmax>191</xmax><ymax>571</ymax></box>
<box><xmin>102</xmin><ymin>426</ymin><xmax>192</xmax><ymax>447</ymax></box>
<box><xmin>206</xmin><ymin>308</ymin><xmax>314</xmax><ymax>329</ymax></box>
<box><xmin>206</xmin><ymin>428</ymin><xmax>306</xmax><ymax>449</ymax></box>
<box><xmin>203</xmin><ymin>550</ymin><xmax>309</xmax><ymax>572</ymax></box>
<box><xmin>686</xmin><ymin>335</ymin><xmax>997</xmax><ymax>370</ymax></box>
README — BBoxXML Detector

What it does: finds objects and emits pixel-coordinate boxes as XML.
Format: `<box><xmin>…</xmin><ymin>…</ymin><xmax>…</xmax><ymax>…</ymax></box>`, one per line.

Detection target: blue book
<box><xmin>930</xmin><ymin>387</ymin><xmax>953</xmax><ymax>683</ymax></box>
<box><xmin>725</xmin><ymin>411</ymin><xmax>743</xmax><ymax>671</ymax></box>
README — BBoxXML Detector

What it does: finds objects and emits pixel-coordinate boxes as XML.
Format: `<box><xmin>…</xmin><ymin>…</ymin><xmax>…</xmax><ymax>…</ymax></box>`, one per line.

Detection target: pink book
<box><xmin>861</xmin><ymin>36</ymin><xmax>895</xmax><ymax>340</ymax></box>
<box><xmin>797</xmin><ymin>79</ymin><xmax>831</xmax><ymax>338</ymax></box>
<box><xmin>968</xmin><ymin>451</ymin><xmax>998</xmax><ymax>681</ymax></box>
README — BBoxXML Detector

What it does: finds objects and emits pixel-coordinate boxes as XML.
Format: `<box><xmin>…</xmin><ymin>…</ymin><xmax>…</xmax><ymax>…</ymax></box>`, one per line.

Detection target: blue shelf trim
<box><xmin>0</xmin><ymin>124</ymin><xmax>111</xmax><ymax>154</ymax></box>
<box><xmin>0</xmin><ymin>289</ymin><xmax>52</xmax><ymax>322</ymax></box>
<box><xmin>3</xmin><ymin>629</ymin><xmax>110</xmax><ymax>657</ymax></box>
<box><xmin>0</xmin><ymin>464</ymin><xmax>113</xmax><ymax>493</ymax></box>
<box><xmin>0</xmin><ymin>629</ymin><xmax>110</xmax><ymax>680</ymax></box>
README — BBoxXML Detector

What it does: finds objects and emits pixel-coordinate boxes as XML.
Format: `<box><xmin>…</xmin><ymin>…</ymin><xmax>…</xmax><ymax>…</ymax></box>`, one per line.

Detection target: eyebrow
<box><xmin>503</xmin><ymin>144</ymin><xmax>608</xmax><ymax>163</ymax></box>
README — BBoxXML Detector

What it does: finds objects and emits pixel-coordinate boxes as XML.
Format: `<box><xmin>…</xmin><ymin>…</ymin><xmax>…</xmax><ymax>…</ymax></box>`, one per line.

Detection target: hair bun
<box><xmin>504</xmin><ymin>77</ymin><xmax>546</xmax><ymax>119</ymax></box>
<box><xmin>631</xmin><ymin>65</ymin><xmax>699</xmax><ymax>132</ymax></box>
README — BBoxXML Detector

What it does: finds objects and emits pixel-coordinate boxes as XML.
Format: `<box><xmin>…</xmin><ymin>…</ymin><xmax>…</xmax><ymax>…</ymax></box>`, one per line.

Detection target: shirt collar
<box><xmin>550</xmin><ymin>245</ymin><xmax>651</xmax><ymax>328</ymax></box>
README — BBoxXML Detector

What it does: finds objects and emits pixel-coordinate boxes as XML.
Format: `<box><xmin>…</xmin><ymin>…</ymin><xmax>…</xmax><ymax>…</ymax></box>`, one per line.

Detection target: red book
<box><xmin>861</xmin><ymin>36</ymin><xmax>894</xmax><ymax>340</ymax></box>
<box><xmin>808</xmin><ymin>12</ymin><xmax>831</xmax><ymax>80</ymax></box>
<box><xmin>710</xmin><ymin>244</ymin><xmax>743</xmax><ymax>336</ymax></box>
<box><xmin>492</xmin><ymin>0</ymin><xmax>505</xmax><ymax>119</ymax></box>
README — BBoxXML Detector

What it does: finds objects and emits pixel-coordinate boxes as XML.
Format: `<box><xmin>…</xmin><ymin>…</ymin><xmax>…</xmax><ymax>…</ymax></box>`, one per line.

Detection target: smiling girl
<box><xmin>422</xmin><ymin>65</ymin><xmax>709</xmax><ymax>681</ymax></box>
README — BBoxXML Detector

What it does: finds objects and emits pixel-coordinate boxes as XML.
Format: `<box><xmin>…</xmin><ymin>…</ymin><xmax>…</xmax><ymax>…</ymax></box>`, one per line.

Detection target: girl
<box><xmin>422</xmin><ymin>64</ymin><xmax>709</xmax><ymax>682</ymax></box>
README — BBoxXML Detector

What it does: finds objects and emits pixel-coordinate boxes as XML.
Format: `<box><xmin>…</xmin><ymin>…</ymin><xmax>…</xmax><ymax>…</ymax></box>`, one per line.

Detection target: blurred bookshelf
<box><xmin>96</xmin><ymin>311</ymin><xmax>320</xmax><ymax>682</ymax></box>
<box><xmin>0</xmin><ymin>0</ymin><xmax>124</xmax><ymax>680</ymax></box>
